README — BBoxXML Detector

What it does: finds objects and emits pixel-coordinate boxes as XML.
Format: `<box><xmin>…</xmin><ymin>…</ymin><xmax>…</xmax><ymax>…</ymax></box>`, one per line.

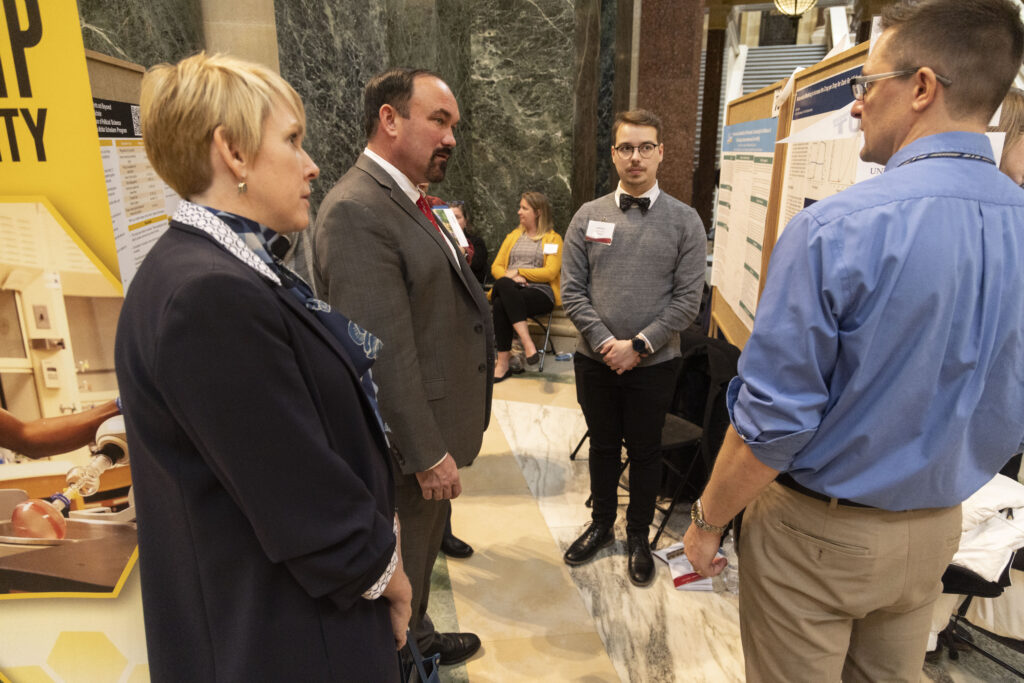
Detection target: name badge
<box><xmin>543</xmin><ymin>242</ymin><xmax>559</xmax><ymax>255</ymax></box>
<box><xmin>585</xmin><ymin>220</ymin><xmax>615</xmax><ymax>245</ymax></box>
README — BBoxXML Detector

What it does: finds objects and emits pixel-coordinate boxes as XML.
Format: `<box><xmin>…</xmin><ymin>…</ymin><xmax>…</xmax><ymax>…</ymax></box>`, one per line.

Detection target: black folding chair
<box><xmin>527</xmin><ymin>310</ymin><xmax>557</xmax><ymax>372</ymax></box>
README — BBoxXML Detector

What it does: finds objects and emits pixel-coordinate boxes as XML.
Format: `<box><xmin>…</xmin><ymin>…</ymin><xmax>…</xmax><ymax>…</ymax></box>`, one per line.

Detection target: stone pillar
<box><xmin>274</xmin><ymin>1</ymin><xmax>389</xmax><ymax>209</ymax></box>
<box><xmin>632</xmin><ymin>0</ymin><xmax>705</xmax><ymax>211</ymax></box>
<box><xmin>77</xmin><ymin>0</ymin><xmax>204</xmax><ymax>67</ymax></box>
<box><xmin>693</xmin><ymin>4</ymin><xmax>728</xmax><ymax>231</ymax></box>
<box><xmin>572</xmin><ymin>0</ymin><xmax>602</xmax><ymax>214</ymax></box>
<box><xmin>612</xmin><ymin>0</ymin><xmax>635</xmax><ymax>118</ymax></box>
<box><xmin>200</xmin><ymin>0</ymin><xmax>279</xmax><ymax>71</ymax></box>
<box><xmin>464</xmin><ymin>0</ymin><xmax>575</xmax><ymax>240</ymax></box>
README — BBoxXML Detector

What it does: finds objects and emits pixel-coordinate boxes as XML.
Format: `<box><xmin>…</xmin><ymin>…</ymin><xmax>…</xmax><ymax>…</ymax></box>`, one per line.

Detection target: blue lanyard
<box><xmin>897</xmin><ymin>151</ymin><xmax>996</xmax><ymax>168</ymax></box>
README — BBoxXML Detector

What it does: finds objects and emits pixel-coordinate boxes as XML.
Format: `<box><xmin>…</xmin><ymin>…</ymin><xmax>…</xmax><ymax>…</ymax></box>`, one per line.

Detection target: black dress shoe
<box><xmin>627</xmin><ymin>532</ymin><xmax>655</xmax><ymax>586</ymax></box>
<box><xmin>421</xmin><ymin>631</ymin><xmax>482</xmax><ymax>665</ymax></box>
<box><xmin>563</xmin><ymin>523</ymin><xmax>614</xmax><ymax>566</ymax></box>
<box><xmin>440</xmin><ymin>533</ymin><xmax>474</xmax><ymax>558</ymax></box>
<box><xmin>494</xmin><ymin>369</ymin><xmax>512</xmax><ymax>383</ymax></box>
<box><xmin>525</xmin><ymin>352</ymin><xmax>540</xmax><ymax>366</ymax></box>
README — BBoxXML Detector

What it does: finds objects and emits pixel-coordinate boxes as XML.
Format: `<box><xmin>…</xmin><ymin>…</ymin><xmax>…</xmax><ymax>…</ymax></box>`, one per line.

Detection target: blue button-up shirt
<box><xmin>729</xmin><ymin>132</ymin><xmax>1024</xmax><ymax>510</ymax></box>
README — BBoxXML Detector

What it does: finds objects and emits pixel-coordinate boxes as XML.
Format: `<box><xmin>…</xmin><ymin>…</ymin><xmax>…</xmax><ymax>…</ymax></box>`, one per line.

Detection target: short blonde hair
<box><xmin>992</xmin><ymin>87</ymin><xmax>1024</xmax><ymax>158</ymax></box>
<box><xmin>140</xmin><ymin>52</ymin><xmax>305</xmax><ymax>197</ymax></box>
<box><xmin>520</xmin><ymin>191</ymin><xmax>553</xmax><ymax>235</ymax></box>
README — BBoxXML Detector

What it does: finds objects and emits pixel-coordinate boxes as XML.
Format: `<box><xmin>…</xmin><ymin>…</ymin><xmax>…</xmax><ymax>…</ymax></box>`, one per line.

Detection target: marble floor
<box><xmin>428</xmin><ymin>365</ymin><xmax>1021</xmax><ymax>682</ymax></box>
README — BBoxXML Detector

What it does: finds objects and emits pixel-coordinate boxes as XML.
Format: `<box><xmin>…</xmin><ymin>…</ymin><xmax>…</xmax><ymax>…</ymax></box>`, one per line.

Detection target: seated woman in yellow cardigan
<box><xmin>490</xmin><ymin>191</ymin><xmax>563</xmax><ymax>382</ymax></box>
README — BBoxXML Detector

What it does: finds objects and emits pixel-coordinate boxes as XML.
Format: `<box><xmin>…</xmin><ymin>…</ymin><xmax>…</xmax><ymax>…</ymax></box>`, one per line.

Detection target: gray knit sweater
<box><xmin>560</xmin><ymin>191</ymin><xmax>706</xmax><ymax>366</ymax></box>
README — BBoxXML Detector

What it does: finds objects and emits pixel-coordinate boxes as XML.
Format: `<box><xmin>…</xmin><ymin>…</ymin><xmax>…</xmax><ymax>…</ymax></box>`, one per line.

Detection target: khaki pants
<box><xmin>738</xmin><ymin>482</ymin><xmax>961</xmax><ymax>683</ymax></box>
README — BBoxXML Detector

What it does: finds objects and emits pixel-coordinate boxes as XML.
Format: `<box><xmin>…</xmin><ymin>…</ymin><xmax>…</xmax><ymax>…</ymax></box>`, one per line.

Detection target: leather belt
<box><xmin>776</xmin><ymin>472</ymin><xmax>873</xmax><ymax>509</ymax></box>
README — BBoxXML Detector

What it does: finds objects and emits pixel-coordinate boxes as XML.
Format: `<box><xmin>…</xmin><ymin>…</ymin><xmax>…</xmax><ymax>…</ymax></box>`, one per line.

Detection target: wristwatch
<box><xmin>631</xmin><ymin>336</ymin><xmax>647</xmax><ymax>354</ymax></box>
<box><xmin>690</xmin><ymin>498</ymin><xmax>729</xmax><ymax>534</ymax></box>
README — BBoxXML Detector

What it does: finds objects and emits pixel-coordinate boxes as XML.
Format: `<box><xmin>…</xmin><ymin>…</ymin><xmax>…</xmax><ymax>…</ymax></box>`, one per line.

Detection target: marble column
<box><xmin>634</xmin><ymin>0</ymin><xmax>705</xmax><ymax>212</ymax></box>
<box><xmin>77</xmin><ymin>0</ymin><xmax>204</xmax><ymax>68</ymax></box>
<box><xmin>465</xmin><ymin>0</ymin><xmax>575</xmax><ymax>240</ymax></box>
<box><xmin>200</xmin><ymin>0</ymin><xmax>280</xmax><ymax>72</ymax></box>
<box><xmin>611</xmin><ymin>0</ymin><xmax>635</xmax><ymax>117</ymax></box>
<box><xmin>274</xmin><ymin>0</ymin><xmax>389</xmax><ymax>211</ymax></box>
<box><xmin>594</xmin><ymin>0</ymin><xmax>620</xmax><ymax>198</ymax></box>
<box><xmin>693</xmin><ymin>5</ymin><xmax>728</xmax><ymax>231</ymax></box>
<box><xmin>276</xmin><ymin>0</ymin><xmax>574</xmax><ymax>250</ymax></box>
<box><xmin>572</xmin><ymin>0</ymin><xmax>601</xmax><ymax>214</ymax></box>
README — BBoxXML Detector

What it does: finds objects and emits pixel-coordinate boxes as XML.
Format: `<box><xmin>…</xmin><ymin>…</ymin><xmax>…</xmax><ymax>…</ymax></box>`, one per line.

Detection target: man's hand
<box><xmin>682</xmin><ymin>523</ymin><xmax>729</xmax><ymax>578</ymax></box>
<box><xmin>414</xmin><ymin>453</ymin><xmax>462</xmax><ymax>500</ymax></box>
<box><xmin>600</xmin><ymin>338</ymin><xmax>640</xmax><ymax>374</ymax></box>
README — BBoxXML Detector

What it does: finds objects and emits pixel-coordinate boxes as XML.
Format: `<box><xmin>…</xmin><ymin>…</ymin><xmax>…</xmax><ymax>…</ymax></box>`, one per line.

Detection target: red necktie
<box><xmin>416</xmin><ymin>195</ymin><xmax>442</xmax><ymax>233</ymax></box>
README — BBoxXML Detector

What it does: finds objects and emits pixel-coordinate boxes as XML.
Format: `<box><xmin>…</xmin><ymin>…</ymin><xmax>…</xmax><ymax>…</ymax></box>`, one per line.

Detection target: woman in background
<box><xmin>991</xmin><ymin>87</ymin><xmax>1024</xmax><ymax>186</ymax></box>
<box><xmin>115</xmin><ymin>53</ymin><xmax>409</xmax><ymax>681</ymax></box>
<box><xmin>489</xmin><ymin>191</ymin><xmax>562</xmax><ymax>381</ymax></box>
<box><xmin>449</xmin><ymin>200</ymin><xmax>488</xmax><ymax>285</ymax></box>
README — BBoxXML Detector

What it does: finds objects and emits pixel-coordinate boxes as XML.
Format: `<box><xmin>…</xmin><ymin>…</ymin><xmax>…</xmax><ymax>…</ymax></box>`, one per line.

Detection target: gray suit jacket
<box><xmin>312</xmin><ymin>154</ymin><xmax>494</xmax><ymax>474</ymax></box>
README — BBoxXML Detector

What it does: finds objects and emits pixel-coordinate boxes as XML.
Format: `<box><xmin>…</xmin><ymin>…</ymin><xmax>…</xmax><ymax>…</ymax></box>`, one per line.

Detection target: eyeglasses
<box><xmin>613</xmin><ymin>142</ymin><xmax>660</xmax><ymax>159</ymax></box>
<box><xmin>850</xmin><ymin>68</ymin><xmax>952</xmax><ymax>101</ymax></box>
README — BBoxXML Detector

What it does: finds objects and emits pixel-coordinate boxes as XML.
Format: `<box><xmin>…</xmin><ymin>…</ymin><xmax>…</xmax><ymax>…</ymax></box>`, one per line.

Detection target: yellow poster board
<box><xmin>0</xmin><ymin>0</ymin><xmax>118</xmax><ymax>285</ymax></box>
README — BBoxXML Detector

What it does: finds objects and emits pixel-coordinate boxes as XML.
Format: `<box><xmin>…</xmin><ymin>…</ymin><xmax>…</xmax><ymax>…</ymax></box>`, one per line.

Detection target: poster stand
<box><xmin>709</xmin><ymin>42</ymin><xmax>869</xmax><ymax>349</ymax></box>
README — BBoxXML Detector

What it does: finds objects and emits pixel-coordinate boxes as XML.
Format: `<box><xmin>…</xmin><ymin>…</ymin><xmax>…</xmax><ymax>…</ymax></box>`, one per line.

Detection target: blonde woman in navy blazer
<box><xmin>115</xmin><ymin>53</ymin><xmax>410</xmax><ymax>681</ymax></box>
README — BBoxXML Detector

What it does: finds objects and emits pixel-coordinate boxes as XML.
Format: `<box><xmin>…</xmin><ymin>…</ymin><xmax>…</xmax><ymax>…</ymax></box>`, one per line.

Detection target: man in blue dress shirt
<box><xmin>685</xmin><ymin>1</ymin><xmax>1024</xmax><ymax>681</ymax></box>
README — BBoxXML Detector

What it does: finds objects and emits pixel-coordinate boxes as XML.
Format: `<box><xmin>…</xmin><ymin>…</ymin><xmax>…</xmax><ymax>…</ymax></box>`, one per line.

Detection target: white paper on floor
<box><xmin>653</xmin><ymin>542</ymin><xmax>725</xmax><ymax>591</ymax></box>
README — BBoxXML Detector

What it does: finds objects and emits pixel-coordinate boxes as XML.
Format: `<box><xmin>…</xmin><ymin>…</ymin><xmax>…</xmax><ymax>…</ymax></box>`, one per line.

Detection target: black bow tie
<box><xmin>619</xmin><ymin>194</ymin><xmax>650</xmax><ymax>215</ymax></box>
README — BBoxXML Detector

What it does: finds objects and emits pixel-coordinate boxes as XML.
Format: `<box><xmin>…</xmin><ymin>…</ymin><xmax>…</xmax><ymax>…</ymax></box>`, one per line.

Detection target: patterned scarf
<box><xmin>172</xmin><ymin>201</ymin><xmax>388</xmax><ymax>440</ymax></box>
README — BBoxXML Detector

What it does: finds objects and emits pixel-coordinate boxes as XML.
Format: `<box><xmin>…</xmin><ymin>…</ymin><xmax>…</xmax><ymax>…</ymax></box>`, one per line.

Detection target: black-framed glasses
<box><xmin>613</xmin><ymin>142</ymin><xmax>660</xmax><ymax>159</ymax></box>
<box><xmin>850</xmin><ymin>68</ymin><xmax>952</xmax><ymax>101</ymax></box>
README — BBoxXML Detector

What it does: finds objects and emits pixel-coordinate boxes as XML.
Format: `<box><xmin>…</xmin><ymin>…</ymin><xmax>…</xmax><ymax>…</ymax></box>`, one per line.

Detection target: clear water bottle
<box><xmin>721</xmin><ymin>529</ymin><xmax>740</xmax><ymax>594</ymax></box>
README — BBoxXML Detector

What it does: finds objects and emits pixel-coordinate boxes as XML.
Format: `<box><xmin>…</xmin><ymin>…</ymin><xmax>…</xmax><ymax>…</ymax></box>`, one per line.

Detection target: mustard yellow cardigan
<box><xmin>490</xmin><ymin>227</ymin><xmax>563</xmax><ymax>306</ymax></box>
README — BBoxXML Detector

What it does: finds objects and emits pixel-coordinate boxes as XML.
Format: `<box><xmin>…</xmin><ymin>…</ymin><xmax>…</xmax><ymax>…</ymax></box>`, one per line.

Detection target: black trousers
<box><xmin>574</xmin><ymin>353</ymin><xmax>681</xmax><ymax>535</ymax></box>
<box><xmin>490</xmin><ymin>277</ymin><xmax>554</xmax><ymax>351</ymax></box>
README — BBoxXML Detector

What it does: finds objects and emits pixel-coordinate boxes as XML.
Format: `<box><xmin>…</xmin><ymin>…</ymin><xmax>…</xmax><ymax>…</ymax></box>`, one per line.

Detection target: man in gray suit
<box><xmin>312</xmin><ymin>68</ymin><xmax>493</xmax><ymax>665</ymax></box>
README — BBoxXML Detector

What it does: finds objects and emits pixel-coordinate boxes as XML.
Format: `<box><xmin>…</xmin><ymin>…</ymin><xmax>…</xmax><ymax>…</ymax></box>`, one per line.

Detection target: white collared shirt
<box><xmin>363</xmin><ymin>147</ymin><xmax>460</xmax><ymax>261</ymax></box>
<box><xmin>614</xmin><ymin>180</ymin><xmax>661</xmax><ymax>209</ymax></box>
<box><xmin>364</xmin><ymin>147</ymin><xmax>421</xmax><ymax>205</ymax></box>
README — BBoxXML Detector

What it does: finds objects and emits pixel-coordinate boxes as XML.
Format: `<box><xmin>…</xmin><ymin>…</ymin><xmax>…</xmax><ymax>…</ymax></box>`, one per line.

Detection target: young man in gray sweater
<box><xmin>560</xmin><ymin>109</ymin><xmax>706</xmax><ymax>586</ymax></box>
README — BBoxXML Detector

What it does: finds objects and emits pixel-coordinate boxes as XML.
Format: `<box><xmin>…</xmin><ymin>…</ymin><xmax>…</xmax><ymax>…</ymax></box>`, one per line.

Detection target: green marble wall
<box><xmin>276</xmin><ymin>0</ymin><xmax>577</xmax><ymax>255</ymax></box>
<box><xmin>75</xmin><ymin>0</ymin><xmax>583</xmax><ymax>258</ymax></box>
<box><xmin>463</xmin><ymin>0</ymin><xmax>575</xmax><ymax>240</ymax></box>
<box><xmin>77</xmin><ymin>0</ymin><xmax>204</xmax><ymax>67</ymax></box>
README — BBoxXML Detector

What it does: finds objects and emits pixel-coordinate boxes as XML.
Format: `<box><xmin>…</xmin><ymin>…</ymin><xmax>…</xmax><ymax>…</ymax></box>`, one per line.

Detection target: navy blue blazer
<box><xmin>115</xmin><ymin>221</ymin><xmax>399</xmax><ymax>681</ymax></box>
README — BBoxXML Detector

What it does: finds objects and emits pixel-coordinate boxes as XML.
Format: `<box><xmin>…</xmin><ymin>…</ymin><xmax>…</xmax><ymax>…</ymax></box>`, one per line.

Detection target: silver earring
<box><xmin>237</xmin><ymin>181</ymin><xmax>248</xmax><ymax>195</ymax></box>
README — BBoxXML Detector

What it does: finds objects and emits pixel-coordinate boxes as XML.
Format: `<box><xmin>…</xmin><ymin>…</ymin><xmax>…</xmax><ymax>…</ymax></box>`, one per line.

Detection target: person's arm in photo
<box><xmin>0</xmin><ymin>400</ymin><xmax>120</xmax><ymax>459</ymax></box>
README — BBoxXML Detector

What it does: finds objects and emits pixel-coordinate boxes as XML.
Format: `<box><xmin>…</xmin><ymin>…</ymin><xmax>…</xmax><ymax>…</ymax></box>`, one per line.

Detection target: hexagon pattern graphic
<box><xmin>47</xmin><ymin>632</ymin><xmax>127</xmax><ymax>683</ymax></box>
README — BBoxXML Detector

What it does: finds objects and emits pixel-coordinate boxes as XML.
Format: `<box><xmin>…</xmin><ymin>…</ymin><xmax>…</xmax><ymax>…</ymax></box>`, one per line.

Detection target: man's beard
<box><xmin>426</xmin><ymin>150</ymin><xmax>451</xmax><ymax>183</ymax></box>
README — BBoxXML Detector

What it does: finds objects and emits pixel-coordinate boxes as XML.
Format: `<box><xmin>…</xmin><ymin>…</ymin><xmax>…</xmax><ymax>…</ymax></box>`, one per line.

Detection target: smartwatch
<box><xmin>631</xmin><ymin>337</ymin><xmax>647</xmax><ymax>354</ymax></box>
